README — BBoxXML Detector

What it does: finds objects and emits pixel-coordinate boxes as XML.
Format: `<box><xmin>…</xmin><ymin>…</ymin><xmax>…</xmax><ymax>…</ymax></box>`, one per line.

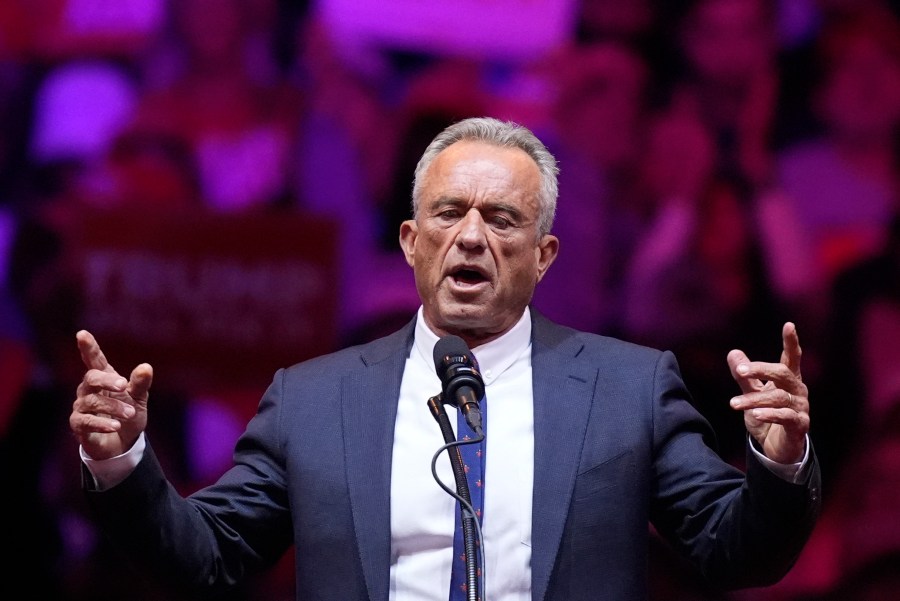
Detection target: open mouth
<box><xmin>451</xmin><ymin>268</ymin><xmax>488</xmax><ymax>286</ymax></box>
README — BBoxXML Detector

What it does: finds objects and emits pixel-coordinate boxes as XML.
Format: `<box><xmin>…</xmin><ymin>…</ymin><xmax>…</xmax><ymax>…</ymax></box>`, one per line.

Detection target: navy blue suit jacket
<box><xmin>86</xmin><ymin>309</ymin><xmax>821</xmax><ymax>600</ymax></box>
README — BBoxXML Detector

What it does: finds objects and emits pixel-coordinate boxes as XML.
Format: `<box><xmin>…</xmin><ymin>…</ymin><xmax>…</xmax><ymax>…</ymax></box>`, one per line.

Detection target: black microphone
<box><xmin>433</xmin><ymin>335</ymin><xmax>485</xmax><ymax>436</ymax></box>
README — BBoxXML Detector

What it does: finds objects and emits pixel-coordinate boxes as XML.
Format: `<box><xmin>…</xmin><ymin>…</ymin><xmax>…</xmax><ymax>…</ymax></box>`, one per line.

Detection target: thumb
<box><xmin>128</xmin><ymin>363</ymin><xmax>153</xmax><ymax>403</ymax></box>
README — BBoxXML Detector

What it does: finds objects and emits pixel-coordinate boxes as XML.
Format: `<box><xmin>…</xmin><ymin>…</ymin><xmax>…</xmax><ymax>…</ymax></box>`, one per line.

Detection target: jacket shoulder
<box><xmin>278</xmin><ymin>317</ymin><xmax>415</xmax><ymax>381</ymax></box>
<box><xmin>531</xmin><ymin>309</ymin><xmax>666</xmax><ymax>366</ymax></box>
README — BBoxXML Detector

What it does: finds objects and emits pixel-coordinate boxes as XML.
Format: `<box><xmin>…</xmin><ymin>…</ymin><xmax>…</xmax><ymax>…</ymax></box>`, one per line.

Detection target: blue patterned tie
<box><xmin>449</xmin><ymin>395</ymin><xmax>486</xmax><ymax>601</ymax></box>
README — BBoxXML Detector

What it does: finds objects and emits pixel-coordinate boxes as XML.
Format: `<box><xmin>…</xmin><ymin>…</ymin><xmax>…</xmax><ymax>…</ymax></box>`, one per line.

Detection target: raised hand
<box><xmin>70</xmin><ymin>330</ymin><xmax>153</xmax><ymax>460</ymax></box>
<box><xmin>727</xmin><ymin>322</ymin><xmax>809</xmax><ymax>464</ymax></box>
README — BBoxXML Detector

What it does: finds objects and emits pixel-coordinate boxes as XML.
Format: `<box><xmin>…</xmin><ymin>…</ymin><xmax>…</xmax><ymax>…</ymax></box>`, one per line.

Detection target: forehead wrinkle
<box><xmin>420</xmin><ymin>140</ymin><xmax>543</xmax><ymax>227</ymax></box>
<box><xmin>435</xmin><ymin>149</ymin><xmax>518</xmax><ymax>184</ymax></box>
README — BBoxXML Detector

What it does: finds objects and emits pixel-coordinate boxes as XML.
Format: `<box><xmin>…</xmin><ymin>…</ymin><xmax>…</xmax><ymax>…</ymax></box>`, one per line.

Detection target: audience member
<box><xmin>741</xmin><ymin>406</ymin><xmax>900</xmax><ymax>601</ymax></box>
<box><xmin>531</xmin><ymin>40</ymin><xmax>652</xmax><ymax>334</ymax></box>
<box><xmin>129</xmin><ymin>0</ymin><xmax>303</xmax><ymax>213</ymax></box>
<box><xmin>774</xmin><ymin>5</ymin><xmax>900</xmax><ymax>320</ymax></box>
<box><xmin>289</xmin><ymin>14</ymin><xmax>416</xmax><ymax>339</ymax></box>
<box><xmin>620</xmin><ymin>103</ymin><xmax>790</xmax><ymax>466</ymax></box>
<box><xmin>816</xmin><ymin>210</ymin><xmax>900</xmax><ymax>482</ymax></box>
<box><xmin>665</xmin><ymin>0</ymin><xmax>783</xmax><ymax>192</ymax></box>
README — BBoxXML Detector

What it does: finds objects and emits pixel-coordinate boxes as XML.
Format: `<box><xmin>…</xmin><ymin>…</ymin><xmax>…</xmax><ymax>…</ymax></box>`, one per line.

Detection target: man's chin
<box><xmin>430</xmin><ymin>301</ymin><xmax>491</xmax><ymax>331</ymax></box>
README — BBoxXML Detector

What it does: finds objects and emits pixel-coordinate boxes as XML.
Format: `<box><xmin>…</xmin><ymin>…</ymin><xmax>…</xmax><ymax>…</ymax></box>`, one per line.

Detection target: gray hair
<box><xmin>411</xmin><ymin>117</ymin><xmax>559</xmax><ymax>237</ymax></box>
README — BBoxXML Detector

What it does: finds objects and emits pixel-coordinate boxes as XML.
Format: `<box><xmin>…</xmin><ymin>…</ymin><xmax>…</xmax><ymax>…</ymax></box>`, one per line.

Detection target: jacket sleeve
<box><xmin>648</xmin><ymin>350</ymin><xmax>822</xmax><ymax>589</ymax></box>
<box><xmin>84</xmin><ymin>369</ymin><xmax>294</xmax><ymax>598</ymax></box>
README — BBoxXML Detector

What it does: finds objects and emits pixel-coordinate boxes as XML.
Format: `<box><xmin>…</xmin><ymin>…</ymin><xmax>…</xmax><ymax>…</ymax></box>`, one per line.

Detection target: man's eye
<box><xmin>490</xmin><ymin>216</ymin><xmax>512</xmax><ymax>229</ymax></box>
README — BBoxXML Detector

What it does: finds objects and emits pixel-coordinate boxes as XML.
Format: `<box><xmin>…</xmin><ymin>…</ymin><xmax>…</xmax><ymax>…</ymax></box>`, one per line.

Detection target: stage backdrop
<box><xmin>69</xmin><ymin>209</ymin><xmax>340</xmax><ymax>391</ymax></box>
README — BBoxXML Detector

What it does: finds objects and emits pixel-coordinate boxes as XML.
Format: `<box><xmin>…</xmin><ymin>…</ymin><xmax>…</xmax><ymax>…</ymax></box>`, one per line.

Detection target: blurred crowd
<box><xmin>1</xmin><ymin>0</ymin><xmax>899</xmax><ymax>599</ymax></box>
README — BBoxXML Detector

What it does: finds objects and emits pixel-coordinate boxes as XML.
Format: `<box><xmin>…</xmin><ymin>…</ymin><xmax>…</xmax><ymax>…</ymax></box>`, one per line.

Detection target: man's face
<box><xmin>399</xmin><ymin>140</ymin><xmax>558</xmax><ymax>347</ymax></box>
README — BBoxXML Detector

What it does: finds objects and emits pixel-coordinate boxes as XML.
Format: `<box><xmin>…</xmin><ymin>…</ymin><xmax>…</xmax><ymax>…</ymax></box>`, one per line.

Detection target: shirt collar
<box><xmin>412</xmin><ymin>306</ymin><xmax>532</xmax><ymax>386</ymax></box>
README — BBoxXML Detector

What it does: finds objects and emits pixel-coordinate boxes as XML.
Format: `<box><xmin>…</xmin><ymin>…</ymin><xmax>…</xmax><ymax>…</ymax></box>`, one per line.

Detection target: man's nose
<box><xmin>456</xmin><ymin>209</ymin><xmax>487</xmax><ymax>250</ymax></box>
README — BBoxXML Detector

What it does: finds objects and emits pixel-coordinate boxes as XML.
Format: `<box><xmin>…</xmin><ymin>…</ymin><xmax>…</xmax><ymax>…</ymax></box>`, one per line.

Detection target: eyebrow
<box><xmin>430</xmin><ymin>197</ymin><xmax>527</xmax><ymax>222</ymax></box>
<box><xmin>429</xmin><ymin>196</ymin><xmax>465</xmax><ymax>209</ymax></box>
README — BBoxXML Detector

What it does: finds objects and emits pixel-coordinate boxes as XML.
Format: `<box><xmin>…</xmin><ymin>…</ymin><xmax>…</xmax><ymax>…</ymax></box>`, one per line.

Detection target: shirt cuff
<box><xmin>80</xmin><ymin>432</ymin><xmax>146</xmax><ymax>491</ymax></box>
<box><xmin>749</xmin><ymin>434</ymin><xmax>811</xmax><ymax>484</ymax></box>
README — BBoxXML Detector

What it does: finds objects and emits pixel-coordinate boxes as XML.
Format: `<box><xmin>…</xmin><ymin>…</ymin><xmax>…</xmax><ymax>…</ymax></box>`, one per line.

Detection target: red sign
<box><xmin>69</xmin><ymin>209</ymin><xmax>340</xmax><ymax>391</ymax></box>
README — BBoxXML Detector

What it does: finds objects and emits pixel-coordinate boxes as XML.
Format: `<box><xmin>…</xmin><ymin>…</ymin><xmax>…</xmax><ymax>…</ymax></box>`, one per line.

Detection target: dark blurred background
<box><xmin>1</xmin><ymin>0</ymin><xmax>899</xmax><ymax>599</ymax></box>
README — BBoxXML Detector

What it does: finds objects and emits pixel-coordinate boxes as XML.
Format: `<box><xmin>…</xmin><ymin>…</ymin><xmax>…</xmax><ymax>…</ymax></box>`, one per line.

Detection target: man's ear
<box><xmin>399</xmin><ymin>220</ymin><xmax>418</xmax><ymax>268</ymax></box>
<box><xmin>535</xmin><ymin>234</ymin><xmax>559</xmax><ymax>283</ymax></box>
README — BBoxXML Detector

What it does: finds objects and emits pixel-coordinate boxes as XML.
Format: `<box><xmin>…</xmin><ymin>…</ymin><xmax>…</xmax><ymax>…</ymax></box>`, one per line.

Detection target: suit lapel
<box><xmin>342</xmin><ymin>323</ymin><xmax>414</xmax><ymax>601</ymax></box>
<box><xmin>529</xmin><ymin>312</ymin><xmax>597</xmax><ymax>601</ymax></box>
<box><xmin>339</xmin><ymin>312</ymin><xmax>596</xmax><ymax>601</ymax></box>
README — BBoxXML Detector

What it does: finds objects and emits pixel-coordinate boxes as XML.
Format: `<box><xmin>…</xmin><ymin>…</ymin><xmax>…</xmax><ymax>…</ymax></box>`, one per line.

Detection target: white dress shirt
<box><xmin>389</xmin><ymin>307</ymin><xmax>534</xmax><ymax>601</ymax></box>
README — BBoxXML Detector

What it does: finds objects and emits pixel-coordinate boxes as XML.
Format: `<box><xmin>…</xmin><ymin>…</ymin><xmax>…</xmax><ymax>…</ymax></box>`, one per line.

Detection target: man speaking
<box><xmin>70</xmin><ymin>117</ymin><xmax>820</xmax><ymax>600</ymax></box>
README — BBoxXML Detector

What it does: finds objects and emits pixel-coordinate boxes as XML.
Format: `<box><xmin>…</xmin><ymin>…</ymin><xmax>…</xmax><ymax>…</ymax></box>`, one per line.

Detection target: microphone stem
<box><xmin>427</xmin><ymin>394</ymin><xmax>481</xmax><ymax>601</ymax></box>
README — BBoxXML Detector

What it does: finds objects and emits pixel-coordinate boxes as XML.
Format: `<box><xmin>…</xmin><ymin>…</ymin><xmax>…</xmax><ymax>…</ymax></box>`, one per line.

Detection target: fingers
<box><xmin>77</xmin><ymin>330</ymin><xmax>115</xmax><ymax>373</ymax></box>
<box><xmin>728</xmin><ymin>322</ymin><xmax>804</xmax><ymax>393</ymax></box>
<box><xmin>730</xmin><ymin>372</ymin><xmax>811</xmax><ymax>440</ymax></box>
<box><xmin>74</xmin><ymin>331</ymin><xmax>150</xmax><ymax>423</ymax></box>
<box><xmin>728</xmin><ymin>323</ymin><xmax>810</xmax><ymax>463</ymax></box>
<box><xmin>70</xmin><ymin>407</ymin><xmax>129</xmax><ymax>435</ymax></box>
<box><xmin>78</xmin><ymin>368</ymin><xmax>128</xmax><ymax>396</ymax></box>
<box><xmin>727</xmin><ymin>349</ymin><xmax>761</xmax><ymax>395</ymax></box>
<box><xmin>730</xmin><ymin>388</ymin><xmax>808</xmax><ymax>415</ymax></box>
<box><xmin>732</xmin><ymin>359</ymin><xmax>799</xmax><ymax>392</ymax></box>
<box><xmin>780</xmin><ymin>321</ymin><xmax>802</xmax><ymax>378</ymax></box>
<box><xmin>72</xmin><ymin>330</ymin><xmax>152</xmax><ymax>457</ymax></box>
<box><xmin>74</xmin><ymin>363</ymin><xmax>152</xmax><ymax>420</ymax></box>
<box><xmin>741</xmin><ymin>405</ymin><xmax>810</xmax><ymax>435</ymax></box>
<box><xmin>74</xmin><ymin>377</ymin><xmax>136</xmax><ymax>415</ymax></box>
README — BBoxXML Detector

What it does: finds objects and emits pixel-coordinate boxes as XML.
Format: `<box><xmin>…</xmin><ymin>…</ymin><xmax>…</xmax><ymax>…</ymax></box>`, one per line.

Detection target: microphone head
<box><xmin>433</xmin><ymin>335</ymin><xmax>485</xmax><ymax>400</ymax></box>
<box><xmin>433</xmin><ymin>335</ymin><xmax>472</xmax><ymax>375</ymax></box>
